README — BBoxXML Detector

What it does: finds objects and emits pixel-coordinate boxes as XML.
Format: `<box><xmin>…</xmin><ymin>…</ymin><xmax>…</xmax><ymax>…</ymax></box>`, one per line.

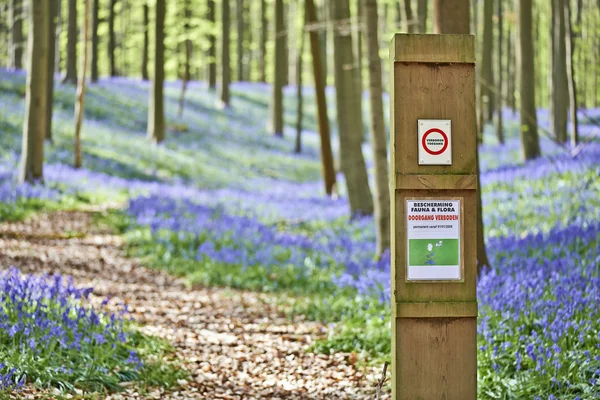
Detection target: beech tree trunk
<box><xmin>552</xmin><ymin>0</ymin><xmax>568</xmax><ymax>143</ymax></box>
<box><xmin>63</xmin><ymin>0</ymin><xmax>77</xmax><ymax>83</ymax></box>
<box><xmin>46</xmin><ymin>0</ymin><xmax>57</xmax><ymax>142</ymax></box>
<box><xmin>270</xmin><ymin>0</ymin><xmax>285</xmax><ymax>136</ymax></box>
<box><xmin>207</xmin><ymin>0</ymin><xmax>217</xmax><ymax>89</ymax></box>
<box><xmin>565</xmin><ymin>0</ymin><xmax>578</xmax><ymax>146</ymax></box>
<box><xmin>363</xmin><ymin>0</ymin><xmax>390</xmax><ymax>257</ymax></box>
<box><xmin>108</xmin><ymin>0</ymin><xmax>117</xmax><ymax>77</ymax></box>
<box><xmin>518</xmin><ymin>0</ymin><xmax>541</xmax><ymax>160</ymax></box>
<box><xmin>331</xmin><ymin>0</ymin><xmax>373</xmax><ymax>217</ymax></box>
<box><xmin>417</xmin><ymin>0</ymin><xmax>427</xmax><ymax>33</ymax></box>
<box><xmin>495</xmin><ymin>0</ymin><xmax>504</xmax><ymax>144</ymax></box>
<box><xmin>147</xmin><ymin>0</ymin><xmax>165</xmax><ymax>143</ymax></box>
<box><xmin>178</xmin><ymin>0</ymin><xmax>191</xmax><ymax>117</ymax></box>
<box><xmin>236</xmin><ymin>0</ymin><xmax>244</xmax><ymax>81</ymax></box>
<box><xmin>91</xmin><ymin>0</ymin><xmax>99</xmax><ymax>82</ymax></box>
<box><xmin>74</xmin><ymin>0</ymin><xmax>90</xmax><ymax>169</ymax></box>
<box><xmin>259</xmin><ymin>0</ymin><xmax>267</xmax><ymax>82</ymax></box>
<box><xmin>404</xmin><ymin>0</ymin><xmax>416</xmax><ymax>33</ymax></box>
<box><xmin>481</xmin><ymin>0</ymin><xmax>494</xmax><ymax>122</ymax></box>
<box><xmin>20</xmin><ymin>0</ymin><xmax>49</xmax><ymax>184</ymax></box>
<box><xmin>295</xmin><ymin>2</ymin><xmax>305</xmax><ymax>154</ymax></box>
<box><xmin>55</xmin><ymin>0</ymin><xmax>62</xmax><ymax>73</ymax></box>
<box><xmin>306</xmin><ymin>0</ymin><xmax>336</xmax><ymax>196</ymax></box>
<box><xmin>142</xmin><ymin>2</ymin><xmax>149</xmax><ymax>80</ymax></box>
<box><xmin>9</xmin><ymin>0</ymin><xmax>23</xmax><ymax>70</ymax></box>
<box><xmin>219</xmin><ymin>0</ymin><xmax>231</xmax><ymax>107</ymax></box>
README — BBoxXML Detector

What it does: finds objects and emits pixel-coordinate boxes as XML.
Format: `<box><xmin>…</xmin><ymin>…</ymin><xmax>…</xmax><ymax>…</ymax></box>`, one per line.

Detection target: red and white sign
<box><xmin>418</xmin><ymin>120</ymin><xmax>452</xmax><ymax>165</ymax></box>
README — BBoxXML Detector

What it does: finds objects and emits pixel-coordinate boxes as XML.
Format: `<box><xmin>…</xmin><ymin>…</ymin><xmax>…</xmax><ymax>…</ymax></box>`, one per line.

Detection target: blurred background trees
<box><xmin>6</xmin><ymin>0</ymin><xmax>600</xmax><ymax>255</ymax></box>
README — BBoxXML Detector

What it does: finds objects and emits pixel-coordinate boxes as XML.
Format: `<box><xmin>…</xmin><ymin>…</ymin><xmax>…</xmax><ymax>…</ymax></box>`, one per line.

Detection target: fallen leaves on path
<box><xmin>0</xmin><ymin>209</ymin><xmax>390</xmax><ymax>399</ymax></box>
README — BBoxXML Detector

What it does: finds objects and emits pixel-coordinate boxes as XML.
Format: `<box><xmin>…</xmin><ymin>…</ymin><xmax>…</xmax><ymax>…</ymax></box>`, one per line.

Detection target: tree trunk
<box><xmin>90</xmin><ymin>0</ymin><xmax>99</xmax><ymax>82</ymax></box>
<box><xmin>178</xmin><ymin>0</ymin><xmax>191</xmax><ymax>117</ymax></box>
<box><xmin>331</xmin><ymin>0</ymin><xmax>373</xmax><ymax>217</ymax></box>
<box><xmin>552</xmin><ymin>0</ymin><xmax>568</xmax><ymax>143</ymax></box>
<box><xmin>495</xmin><ymin>0</ymin><xmax>504</xmax><ymax>144</ymax></box>
<box><xmin>207</xmin><ymin>0</ymin><xmax>217</xmax><ymax>89</ymax></box>
<box><xmin>142</xmin><ymin>2</ymin><xmax>149</xmax><ymax>80</ymax></box>
<box><xmin>19</xmin><ymin>0</ymin><xmax>49</xmax><ymax>184</ymax></box>
<box><xmin>55</xmin><ymin>0</ymin><xmax>62</xmax><ymax>73</ymax></box>
<box><xmin>259</xmin><ymin>0</ymin><xmax>267</xmax><ymax>82</ymax></box>
<box><xmin>306</xmin><ymin>0</ymin><xmax>336</xmax><ymax>196</ymax></box>
<box><xmin>282</xmin><ymin>2</ymin><xmax>289</xmax><ymax>86</ymax></box>
<box><xmin>63</xmin><ymin>0</ymin><xmax>77</xmax><ymax>83</ymax></box>
<box><xmin>434</xmin><ymin>0</ymin><xmax>490</xmax><ymax>275</ymax></box>
<box><xmin>295</xmin><ymin>1</ymin><xmax>305</xmax><ymax>154</ymax></box>
<box><xmin>219</xmin><ymin>0</ymin><xmax>231</xmax><ymax>107</ymax></box>
<box><xmin>565</xmin><ymin>0</ymin><xmax>578</xmax><ymax>146</ymax></box>
<box><xmin>417</xmin><ymin>0</ymin><xmax>427</xmax><ymax>33</ymax></box>
<box><xmin>506</xmin><ymin>30</ymin><xmax>516</xmax><ymax>114</ymax></box>
<box><xmin>10</xmin><ymin>0</ymin><xmax>24</xmax><ymax>69</ymax></box>
<box><xmin>433</xmin><ymin>0</ymin><xmax>469</xmax><ymax>34</ymax></box>
<box><xmin>481</xmin><ymin>0</ymin><xmax>494</xmax><ymax>124</ymax></box>
<box><xmin>74</xmin><ymin>0</ymin><xmax>90</xmax><ymax>169</ymax></box>
<box><xmin>46</xmin><ymin>0</ymin><xmax>57</xmax><ymax>142</ymax></box>
<box><xmin>243</xmin><ymin>0</ymin><xmax>251</xmax><ymax>81</ymax></box>
<box><xmin>236</xmin><ymin>0</ymin><xmax>244</xmax><ymax>81</ymax></box>
<box><xmin>147</xmin><ymin>0</ymin><xmax>165</xmax><ymax>143</ymax></box>
<box><xmin>518</xmin><ymin>0</ymin><xmax>540</xmax><ymax>160</ymax></box>
<box><xmin>363</xmin><ymin>0</ymin><xmax>390</xmax><ymax>257</ymax></box>
<box><xmin>404</xmin><ymin>0</ymin><xmax>416</xmax><ymax>33</ymax></box>
<box><xmin>270</xmin><ymin>0</ymin><xmax>285</xmax><ymax>136</ymax></box>
<box><xmin>108</xmin><ymin>0</ymin><xmax>117</xmax><ymax>77</ymax></box>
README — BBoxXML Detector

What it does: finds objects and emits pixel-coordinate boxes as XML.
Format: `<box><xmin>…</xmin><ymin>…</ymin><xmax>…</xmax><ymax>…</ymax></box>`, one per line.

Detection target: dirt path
<box><xmin>0</xmin><ymin>209</ymin><xmax>388</xmax><ymax>399</ymax></box>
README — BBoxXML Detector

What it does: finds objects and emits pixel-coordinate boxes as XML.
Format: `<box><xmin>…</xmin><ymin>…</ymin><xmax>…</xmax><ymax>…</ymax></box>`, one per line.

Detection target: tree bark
<box><xmin>259</xmin><ymin>0</ymin><xmax>267</xmax><ymax>82</ymax></box>
<box><xmin>417</xmin><ymin>0</ymin><xmax>427</xmax><ymax>33</ymax></box>
<box><xmin>219</xmin><ymin>0</ymin><xmax>231</xmax><ymax>107</ymax></box>
<box><xmin>207</xmin><ymin>0</ymin><xmax>217</xmax><ymax>89</ymax></box>
<box><xmin>74</xmin><ymin>0</ymin><xmax>90</xmax><ymax>169</ymax></box>
<box><xmin>481</xmin><ymin>0</ymin><xmax>494</xmax><ymax>123</ymax></box>
<box><xmin>506</xmin><ymin>30</ymin><xmax>516</xmax><ymax>114</ymax></box>
<box><xmin>295</xmin><ymin>2</ymin><xmax>305</xmax><ymax>154</ymax></box>
<box><xmin>142</xmin><ymin>2</ymin><xmax>149</xmax><ymax>80</ymax></box>
<box><xmin>108</xmin><ymin>0</ymin><xmax>117</xmax><ymax>77</ymax></box>
<box><xmin>270</xmin><ymin>0</ymin><xmax>285</xmax><ymax>136</ymax></box>
<box><xmin>19</xmin><ymin>0</ymin><xmax>49</xmax><ymax>184</ymax></box>
<box><xmin>9</xmin><ymin>0</ymin><xmax>24</xmax><ymax>69</ymax></box>
<box><xmin>178</xmin><ymin>0</ymin><xmax>191</xmax><ymax>117</ymax></box>
<box><xmin>306</xmin><ymin>0</ymin><xmax>336</xmax><ymax>196</ymax></box>
<box><xmin>331</xmin><ymin>0</ymin><xmax>373</xmax><ymax>217</ymax></box>
<box><xmin>433</xmin><ymin>0</ymin><xmax>469</xmax><ymax>34</ymax></box>
<box><xmin>363</xmin><ymin>0</ymin><xmax>390</xmax><ymax>257</ymax></box>
<box><xmin>147</xmin><ymin>0</ymin><xmax>165</xmax><ymax>143</ymax></box>
<box><xmin>518</xmin><ymin>0</ymin><xmax>541</xmax><ymax>160</ymax></box>
<box><xmin>565</xmin><ymin>0</ymin><xmax>578</xmax><ymax>146</ymax></box>
<box><xmin>404</xmin><ymin>0</ymin><xmax>416</xmax><ymax>33</ymax></box>
<box><xmin>63</xmin><ymin>0</ymin><xmax>77</xmax><ymax>83</ymax></box>
<box><xmin>90</xmin><ymin>0</ymin><xmax>99</xmax><ymax>82</ymax></box>
<box><xmin>552</xmin><ymin>0</ymin><xmax>568</xmax><ymax>143</ymax></box>
<box><xmin>236</xmin><ymin>0</ymin><xmax>244</xmax><ymax>81</ymax></box>
<box><xmin>46</xmin><ymin>0</ymin><xmax>57</xmax><ymax>142</ymax></box>
<box><xmin>495</xmin><ymin>0</ymin><xmax>504</xmax><ymax>144</ymax></box>
<box><xmin>55</xmin><ymin>0</ymin><xmax>62</xmax><ymax>73</ymax></box>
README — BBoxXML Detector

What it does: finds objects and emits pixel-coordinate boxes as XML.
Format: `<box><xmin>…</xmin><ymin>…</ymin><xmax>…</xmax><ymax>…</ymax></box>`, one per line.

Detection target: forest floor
<box><xmin>0</xmin><ymin>207</ymin><xmax>387</xmax><ymax>400</ymax></box>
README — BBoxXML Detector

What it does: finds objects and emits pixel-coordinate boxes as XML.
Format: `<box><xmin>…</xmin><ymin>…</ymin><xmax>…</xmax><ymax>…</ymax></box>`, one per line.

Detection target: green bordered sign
<box><xmin>406</xmin><ymin>199</ymin><xmax>462</xmax><ymax>281</ymax></box>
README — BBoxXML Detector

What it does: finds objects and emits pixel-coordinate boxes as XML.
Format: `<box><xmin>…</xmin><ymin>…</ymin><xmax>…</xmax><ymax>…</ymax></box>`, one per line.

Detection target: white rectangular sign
<box><xmin>406</xmin><ymin>199</ymin><xmax>461</xmax><ymax>281</ymax></box>
<box><xmin>418</xmin><ymin>119</ymin><xmax>452</xmax><ymax>165</ymax></box>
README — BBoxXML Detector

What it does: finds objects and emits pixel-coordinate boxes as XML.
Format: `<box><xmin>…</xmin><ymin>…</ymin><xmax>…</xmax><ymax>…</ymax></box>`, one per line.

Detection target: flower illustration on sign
<box><xmin>425</xmin><ymin>240</ymin><xmax>443</xmax><ymax>265</ymax></box>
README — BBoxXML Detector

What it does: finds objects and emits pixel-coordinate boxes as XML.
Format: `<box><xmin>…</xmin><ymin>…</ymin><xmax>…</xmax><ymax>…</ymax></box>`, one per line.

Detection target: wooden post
<box><xmin>390</xmin><ymin>34</ymin><xmax>478</xmax><ymax>400</ymax></box>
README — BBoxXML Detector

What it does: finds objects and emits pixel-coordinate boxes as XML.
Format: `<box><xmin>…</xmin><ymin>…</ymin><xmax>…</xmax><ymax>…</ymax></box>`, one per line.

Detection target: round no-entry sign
<box><xmin>418</xmin><ymin>119</ymin><xmax>452</xmax><ymax>165</ymax></box>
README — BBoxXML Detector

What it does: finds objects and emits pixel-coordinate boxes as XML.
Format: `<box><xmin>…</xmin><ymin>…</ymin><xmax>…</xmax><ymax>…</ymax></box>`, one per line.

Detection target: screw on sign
<box><xmin>422</xmin><ymin>128</ymin><xmax>448</xmax><ymax>155</ymax></box>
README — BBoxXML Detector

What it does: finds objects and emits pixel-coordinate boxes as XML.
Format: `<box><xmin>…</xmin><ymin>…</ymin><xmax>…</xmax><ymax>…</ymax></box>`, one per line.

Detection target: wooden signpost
<box><xmin>390</xmin><ymin>34</ymin><xmax>478</xmax><ymax>399</ymax></box>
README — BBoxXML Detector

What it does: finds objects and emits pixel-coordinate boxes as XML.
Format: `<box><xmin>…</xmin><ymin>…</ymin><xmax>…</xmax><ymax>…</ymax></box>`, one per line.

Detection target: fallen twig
<box><xmin>375</xmin><ymin>361</ymin><xmax>389</xmax><ymax>399</ymax></box>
